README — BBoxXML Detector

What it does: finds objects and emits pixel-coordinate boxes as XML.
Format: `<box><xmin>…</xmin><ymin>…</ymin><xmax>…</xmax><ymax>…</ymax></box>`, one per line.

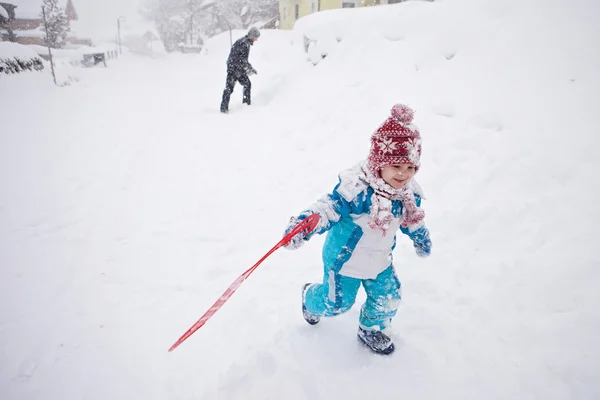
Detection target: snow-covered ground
<box><xmin>1</xmin><ymin>0</ymin><xmax>599</xmax><ymax>399</ymax></box>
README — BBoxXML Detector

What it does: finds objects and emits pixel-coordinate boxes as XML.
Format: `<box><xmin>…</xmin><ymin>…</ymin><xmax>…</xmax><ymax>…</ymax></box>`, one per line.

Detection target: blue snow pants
<box><xmin>304</xmin><ymin>265</ymin><xmax>402</xmax><ymax>331</ymax></box>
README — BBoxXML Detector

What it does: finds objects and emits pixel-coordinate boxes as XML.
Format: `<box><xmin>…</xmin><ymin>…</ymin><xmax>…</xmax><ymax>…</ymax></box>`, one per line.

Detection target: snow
<box><xmin>0</xmin><ymin>5</ymin><xmax>8</xmax><ymax>20</ymax></box>
<box><xmin>0</xmin><ymin>41</ymin><xmax>41</xmax><ymax>59</ymax></box>
<box><xmin>0</xmin><ymin>28</ymin><xmax>45</xmax><ymax>38</ymax></box>
<box><xmin>25</xmin><ymin>43</ymin><xmax>117</xmax><ymax>59</ymax></box>
<box><xmin>1</xmin><ymin>0</ymin><xmax>600</xmax><ymax>399</ymax></box>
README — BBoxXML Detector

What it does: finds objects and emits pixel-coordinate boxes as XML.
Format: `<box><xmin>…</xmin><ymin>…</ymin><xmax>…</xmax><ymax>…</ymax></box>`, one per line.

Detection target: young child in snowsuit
<box><xmin>283</xmin><ymin>104</ymin><xmax>432</xmax><ymax>355</ymax></box>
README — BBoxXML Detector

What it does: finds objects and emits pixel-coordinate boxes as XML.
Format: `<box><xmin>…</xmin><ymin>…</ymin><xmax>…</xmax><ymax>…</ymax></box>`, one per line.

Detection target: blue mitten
<box><xmin>412</xmin><ymin>227</ymin><xmax>432</xmax><ymax>257</ymax></box>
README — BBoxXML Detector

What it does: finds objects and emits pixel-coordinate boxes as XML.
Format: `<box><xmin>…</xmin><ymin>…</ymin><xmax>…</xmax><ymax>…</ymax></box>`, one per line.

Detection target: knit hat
<box><xmin>368</xmin><ymin>104</ymin><xmax>422</xmax><ymax>173</ymax></box>
<box><xmin>248</xmin><ymin>27</ymin><xmax>260</xmax><ymax>38</ymax></box>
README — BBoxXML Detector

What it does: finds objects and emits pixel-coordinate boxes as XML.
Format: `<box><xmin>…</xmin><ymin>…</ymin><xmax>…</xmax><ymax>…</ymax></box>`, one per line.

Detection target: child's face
<box><xmin>380</xmin><ymin>164</ymin><xmax>416</xmax><ymax>189</ymax></box>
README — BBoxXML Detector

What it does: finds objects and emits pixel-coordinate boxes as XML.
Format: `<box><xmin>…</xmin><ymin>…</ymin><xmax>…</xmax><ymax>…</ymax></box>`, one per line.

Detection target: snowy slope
<box><xmin>1</xmin><ymin>0</ymin><xmax>600</xmax><ymax>399</ymax></box>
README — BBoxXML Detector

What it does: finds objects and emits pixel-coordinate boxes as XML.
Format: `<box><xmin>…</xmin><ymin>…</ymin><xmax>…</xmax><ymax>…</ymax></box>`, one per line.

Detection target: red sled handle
<box><xmin>168</xmin><ymin>213</ymin><xmax>320</xmax><ymax>352</ymax></box>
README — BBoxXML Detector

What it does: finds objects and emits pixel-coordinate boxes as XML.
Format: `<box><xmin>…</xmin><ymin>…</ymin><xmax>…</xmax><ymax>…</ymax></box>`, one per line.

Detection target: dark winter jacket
<box><xmin>226</xmin><ymin>36</ymin><xmax>255</xmax><ymax>75</ymax></box>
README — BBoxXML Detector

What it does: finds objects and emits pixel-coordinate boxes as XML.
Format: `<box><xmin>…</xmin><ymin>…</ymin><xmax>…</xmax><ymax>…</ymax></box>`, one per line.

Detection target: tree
<box><xmin>140</xmin><ymin>0</ymin><xmax>278</xmax><ymax>52</ymax></box>
<box><xmin>141</xmin><ymin>0</ymin><xmax>190</xmax><ymax>51</ymax></box>
<box><xmin>206</xmin><ymin>0</ymin><xmax>277</xmax><ymax>32</ymax></box>
<box><xmin>0</xmin><ymin>3</ymin><xmax>17</xmax><ymax>42</ymax></box>
<box><xmin>240</xmin><ymin>0</ymin><xmax>278</xmax><ymax>27</ymax></box>
<box><xmin>41</xmin><ymin>0</ymin><xmax>70</xmax><ymax>49</ymax></box>
<box><xmin>199</xmin><ymin>0</ymin><xmax>277</xmax><ymax>38</ymax></box>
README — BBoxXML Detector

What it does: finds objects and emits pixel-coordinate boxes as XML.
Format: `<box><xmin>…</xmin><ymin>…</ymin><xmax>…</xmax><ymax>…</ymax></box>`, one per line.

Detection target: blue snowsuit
<box><xmin>292</xmin><ymin>163</ymin><xmax>431</xmax><ymax>331</ymax></box>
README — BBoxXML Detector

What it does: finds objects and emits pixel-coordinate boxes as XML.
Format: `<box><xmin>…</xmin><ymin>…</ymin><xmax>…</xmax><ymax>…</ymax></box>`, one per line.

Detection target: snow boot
<box><xmin>302</xmin><ymin>283</ymin><xmax>320</xmax><ymax>325</ymax></box>
<box><xmin>357</xmin><ymin>326</ymin><xmax>395</xmax><ymax>355</ymax></box>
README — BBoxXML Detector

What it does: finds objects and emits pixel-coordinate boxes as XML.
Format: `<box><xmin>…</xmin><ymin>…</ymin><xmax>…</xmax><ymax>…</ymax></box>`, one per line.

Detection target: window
<box><xmin>311</xmin><ymin>1</ymin><xmax>315</xmax><ymax>13</ymax></box>
<box><xmin>318</xmin><ymin>0</ymin><xmax>321</xmax><ymax>11</ymax></box>
<box><xmin>283</xmin><ymin>6</ymin><xmax>287</xmax><ymax>20</ymax></box>
<box><xmin>295</xmin><ymin>4</ymin><xmax>299</xmax><ymax>20</ymax></box>
<box><xmin>342</xmin><ymin>1</ymin><xmax>356</xmax><ymax>7</ymax></box>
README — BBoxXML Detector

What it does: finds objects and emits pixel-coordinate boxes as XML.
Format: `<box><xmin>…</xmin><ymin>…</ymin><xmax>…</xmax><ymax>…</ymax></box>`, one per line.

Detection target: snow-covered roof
<box><xmin>10</xmin><ymin>0</ymin><xmax>69</xmax><ymax>19</ymax></box>
<box><xmin>0</xmin><ymin>27</ymin><xmax>45</xmax><ymax>37</ymax></box>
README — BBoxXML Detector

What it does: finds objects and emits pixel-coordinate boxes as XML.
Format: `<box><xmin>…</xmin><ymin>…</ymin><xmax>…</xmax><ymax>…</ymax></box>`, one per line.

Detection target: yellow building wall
<box><xmin>319</xmin><ymin>0</ymin><xmax>343</xmax><ymax>11</ymax></box>
<box><xmin>279</xmin><ymin>0</ymin><xmax>290</xmax><ymax>30</ymax></box>
<box><xmin>279</xmin><ymin>0</ymin><xmax>343</xmax><ymax>30</ymax></box>
<box><xmin>279</xmin><ymin>0</ymin><xmax>303</xmax><ymax>30</ymax></box>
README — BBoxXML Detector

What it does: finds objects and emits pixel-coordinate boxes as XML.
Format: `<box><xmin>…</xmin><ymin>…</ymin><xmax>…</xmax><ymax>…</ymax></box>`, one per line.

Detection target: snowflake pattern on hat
<box><xmin>377</xmin><ymin>138</ymin><xmax>400</xmax><ymax>155</ymax></box>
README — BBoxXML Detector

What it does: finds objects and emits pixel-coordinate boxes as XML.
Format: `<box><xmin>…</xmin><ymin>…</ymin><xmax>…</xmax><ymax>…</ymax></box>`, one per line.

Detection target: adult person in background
<box><xmin>220</xmin><ymin>27</ymin><xmax>260</xmax><ymax>114</ymax></box>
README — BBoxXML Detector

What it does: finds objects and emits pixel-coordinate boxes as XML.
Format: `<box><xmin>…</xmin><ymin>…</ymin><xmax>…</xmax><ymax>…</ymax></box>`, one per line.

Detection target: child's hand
<box><xmin>408</xmin><ymin>226</ymin><xmax>431</xmax><ymax>258</ymax></box>
<box><xmin>414</xmin><ymin>240</ymin><xmax>431</xmax><ymax>257</ymax></box>
<box><xmin>283</xmin><ymin>216</ymin><xmax>308</xmax><ymax>250</ymax></box>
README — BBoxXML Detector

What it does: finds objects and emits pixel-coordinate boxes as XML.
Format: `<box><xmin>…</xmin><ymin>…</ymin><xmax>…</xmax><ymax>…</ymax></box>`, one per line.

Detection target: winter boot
<box><xmin>357</xmin><ymin>326</ymin><xmax>395</xmax><ymax>355</ymax></box>
<box><xmin>302</xmin><ymin>283</ymin><xmax>320</xmax><ymax>325</ymax></box>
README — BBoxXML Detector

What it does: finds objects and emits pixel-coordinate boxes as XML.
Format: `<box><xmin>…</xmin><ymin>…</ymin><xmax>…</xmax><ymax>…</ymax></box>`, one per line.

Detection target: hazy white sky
<box><xmin>71</xmin><ymin>0</ymin><xmax>149</xmax><ymax>42</ymax></box>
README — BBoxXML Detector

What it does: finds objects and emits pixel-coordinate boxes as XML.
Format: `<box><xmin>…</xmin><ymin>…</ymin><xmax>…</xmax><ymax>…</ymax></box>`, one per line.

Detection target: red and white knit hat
<box><xmin>367</xmin><ymin>104</ymin><xmax>422</xmax><ymax>173</ymax></box>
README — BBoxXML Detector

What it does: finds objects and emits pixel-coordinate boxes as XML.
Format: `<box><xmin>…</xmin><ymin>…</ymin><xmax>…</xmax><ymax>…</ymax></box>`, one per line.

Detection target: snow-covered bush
<box><xmin>0</xmin><ymin>42</ymin><xmax>44</xmax><ymax>75</ymax></box>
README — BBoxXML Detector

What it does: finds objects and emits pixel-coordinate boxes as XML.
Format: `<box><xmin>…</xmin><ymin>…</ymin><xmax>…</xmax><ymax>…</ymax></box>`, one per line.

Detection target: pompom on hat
<box><xmin>367</xmin><ymin>104</ymin><xmax>422</xmax><ymax>173</ymax></box>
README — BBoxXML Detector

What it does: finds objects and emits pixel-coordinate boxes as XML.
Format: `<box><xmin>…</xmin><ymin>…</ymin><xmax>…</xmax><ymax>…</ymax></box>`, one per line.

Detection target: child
<box><xmin>283</xmin><ymin>104</ymin><xmax>432</xmax><ymax>355</ymax></box>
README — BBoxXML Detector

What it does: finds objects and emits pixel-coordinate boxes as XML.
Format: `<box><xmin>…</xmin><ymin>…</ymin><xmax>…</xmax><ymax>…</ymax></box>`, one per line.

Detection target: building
<box><xmin>279</xmin><ymin>0</ymin><xmax>405</xmax><ymax>30</ymax></box>
<box><xmin>0</xmin><ymin>0</ymin><xmax>86</xmax><ymax>46</ymax></box>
